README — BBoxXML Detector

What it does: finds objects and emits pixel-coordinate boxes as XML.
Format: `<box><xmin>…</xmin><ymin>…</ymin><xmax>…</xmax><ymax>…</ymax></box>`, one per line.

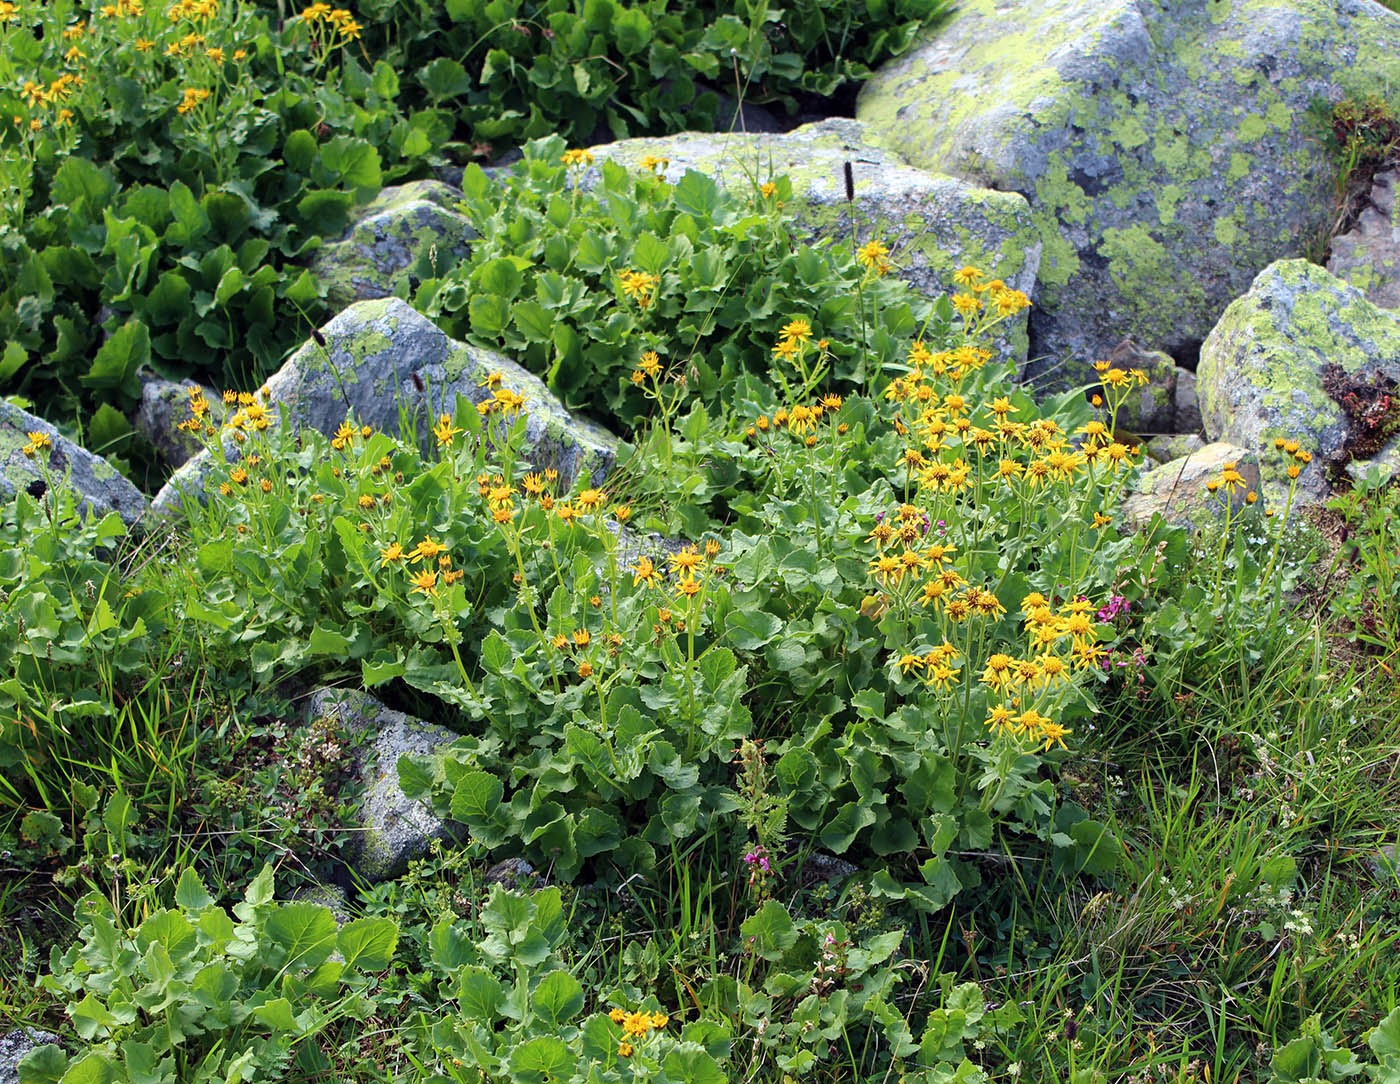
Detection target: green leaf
<box><xmin>673</xmin><ymin>171</ymin><xmax>720</xmax><ymax>218</ymax></box>
<box><xmin>614</xmin><ymin>7</ymin><xmax>652</xmax><ymax>54</ymax></box>
<box><xmin>507</xmin><ymin>1037</ymin><xmax>572</xmax><ymax>1083</ymax></box>
<box><xmin>175</xmin><ymin>867</ymin><xmax>214</xmax><ymax>912</ymax></box>
<box><xmin>0</xmin><ymin>341</ymin><xmax>28</xmax><ymax>382</ymax></box>
<box><xmin>308</xmin><ymin>624</ymin><xmax>353</xmax><ymax>656</ymax></box>
<box><xmin>739</xmin><ymin>900</ymin><xmax>797</xmax><ymax>961</ymax></box>
<box><xmin>283</xmin><ymin>129</ymin><xmax>318</xmax><ymax>173</ymax></box>
<box><xmin>82</xmin><ymin>321</ymin><xmax>149</xmax><ymax>398</ymax></box>
<box><xmin>661</xmin><ymin>1047</ymin><xmax>726</xmax><ymax>1084</ymax></box>
<box><xmin>450</xmin><ymin>770</ymin><xmax>504</xmax><ymax>825</ymax></box>
<box><xmin>453</xmin><ymin>965</ymin><xmax>504</xmax><ymax>1021</ymax></box>
<box><xmin>723</xmin><ymin>609</ymin><xmax>782</xmax><ymax>650</ymax></box>
<box><xmin>252</xmin><ymin>997</ymin><xmax>302</xmax><ymax>1034</ymax></box>
<box><xmin>16</xmin><ymin>1044</ymin><xmax>68</xmax><ymax>1084</ymax></box>
<box><xmin>511</xmin><ymin>300</ymin><xmax>554</xmax><ymax>343</ymax></box>
<box><xmin>265</xmin><ymin>903</ymin><xmax>339</xmax><ymax>972</ymax></box>
<box><xmin>53</xmin><ymin>1052</ymin><xmax>115</xmax><ymax>1084</ymax></box>
<box><xmin>532</xmin><ymin>969</ymin><xmax>584</xmax><ymax>1027</ymax></box>
<box><xmin>337</xmin><ymin>917</ymin><xmax>398</xmax><ymax>972</ymax></box>
<box><xmin>1367</xmin><ymin>1005</ymin><xmax>1400</xmax><ymax>1058</ymax></box>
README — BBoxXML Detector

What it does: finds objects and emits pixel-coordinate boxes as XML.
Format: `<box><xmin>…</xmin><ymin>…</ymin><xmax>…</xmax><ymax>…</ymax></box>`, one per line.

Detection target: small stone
<box><xmin>1144</xmin><ymin>432</ymin><xmax>1204</xmax><ymax>465</ymax></box>
<box><xmin>1122</xmin><ymin>442</ymin><xmax>1260</xmax><ymax>531</ymax></box>
<box><xmin>289</xmin><ymin>881</ymin><xmax>354</xmax><ymax>926</ymax></box>
<box><xmin>485</xmin><ymin>858</ymin><xmax>537</xmax><ymax>885</ymax></box>
<box><xmin>799</xmin><ymin>852</ymin><xmax>860</xmax><ymax>886</ymax></box>
<box><xmin>1174</xmin><ymin>367</ymin><xmax>1201</xmax><ymax>435</ymax></box>
<box><xmin>0</xmin><ymin>402</ymin><xmax>147</xmax><ymax>526</ymax></box>
<box><xmin>305</xmin><ymin>688</ymin><xmax>460</xmax><ymax>884</ymax></box>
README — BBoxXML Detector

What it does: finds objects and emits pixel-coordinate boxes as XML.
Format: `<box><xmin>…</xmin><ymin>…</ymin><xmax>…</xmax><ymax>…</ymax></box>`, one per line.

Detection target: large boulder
<box><xmin>587</xmin><ymin>118</ymin><xmax>1042</xmax><ymax>365</ymax></box>
<box><xmin>1197</xmin><ymin>259</ymin><xmax>1400</xmax><ymax>499</ymax></box>
<box><xmin>856</xmin><ymin>0</ymin><xmax>1400</xmax><ymax>381</ymax></box>
<box><xmin>0</xmin><ymin>402</ymin><xmax>147</xmax><ymax>525</ymax></box>
<box><xmin>310</xmin><ymin>180</ymin><xmax>476</xmax><ymax>312</ymax></box>
<box><xmin>306</xmin><ymin>688</ymin><xmax>459</xmax><ymax>884</ymax></box>
<box><xmin>1328</xmin><ymin>167</ymin><xmax>1400</xmax><ymax>310</ymax></box>
<box><xmin>152</xmin><ymin>298</ymin><xmax>618</xmax><ymax>516</ymax></box>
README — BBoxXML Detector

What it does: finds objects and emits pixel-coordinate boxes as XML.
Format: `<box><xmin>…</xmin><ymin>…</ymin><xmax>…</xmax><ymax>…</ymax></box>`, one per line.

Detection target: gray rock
<box><xmin>1328</xmin><ymin>168</ymin><xmax>1400</xmax><ymax>310</ymax></box>
<box><xmin>136</xmin><ymin>373</ymin><xmax>225</xmax><ymax>469</ymax></box>
<box><xmin>485</xmin><ymin>858</ymin><xmax>537</xmax><ymax>885</ymax></box>
<box><xmin>2</xmin><ymin>1028</ymin><xmax>59</xmax><ymax>1084</ymax></box>
<box><xmin>856</xmin><ymin>0</ymin><xmax>1400</xmax><ymax>381</ymax></box>
<box><xmin>289</xmin><ymin>881</ymin><xmax>354</xmax><ymax>925</ymax></box>
<box><xmin>1346</xmin><ymin>432</ymin><xmax>1400</xmax><ymax>487</ymax></box>
<box><xmin>307</xmin><ymin>688</ymin><xmax>459</xmax><ymax>884</ymax></box>
<box><xmin>1099</xmin><ymin>339</ymin><xmax>1177</xmax><ymax>434</ymax></box>
<box><xmin>310</xmin><ymin>180</ymin><xmax>476</xmax><ymax>312</ymax></box>
<box><xmin>0</xmin><ymin>402</ymin><xmax>147</xmax><ymax>526</ymax></box>
<box><xmin>152</xmin><ymin>299</ymin><xmax>618</xmax><ymax>516</ymax></box>
<box><xmin>799</xmin><ymin>852</ymin><xmax>860</xmax><ymax>886</ymax></box>
<box><xmin>1144</xmin><ymin>432</ymin><xmax>1204</xmax><ymax>465</ymax></box>
<box><xmin>1123</xmin><ymin>441</ymin><xmax>1261</xmax><ymax>530</ymax></box>
<box><xmin>1174</xmin><ymin>367</ymin><xmax>1202</xmax><ymax>435</ymax></box>
<box><xmin>587</xmin><ymin>118</ymin><xmax>1042</xmax><ymax>365</ymax></box>
<box><xmin>1197</xmin><ymin>259</ymin><xmax>1400</xmax><ymax>501</ymax></box>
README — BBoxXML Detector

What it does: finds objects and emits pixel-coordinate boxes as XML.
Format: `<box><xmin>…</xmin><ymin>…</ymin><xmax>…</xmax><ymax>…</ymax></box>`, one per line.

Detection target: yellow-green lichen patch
<box><xmin>1198</xmin><ymin>259</ymin><xmax>1400</xmax><ymax>496</ymax></box>
<box><xmin>856</xmin><ymin>0</ymin><xmax>1400</xmax><ymax>381</ymax></box>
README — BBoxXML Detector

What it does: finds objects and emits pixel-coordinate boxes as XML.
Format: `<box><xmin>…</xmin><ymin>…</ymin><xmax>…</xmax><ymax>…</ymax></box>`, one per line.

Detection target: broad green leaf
<box><xmin>337</xmin><ymin>917</ymin><xmax>398</xmax><ymax>973</ymax></box>
<box><xmin>739</xmin><ymin>900</ymin><xmax>797</xmax><ymax>960</ymax></box>
<box><xmin>532</xmin><ymin>969</ymin><xmax>584</xmax><ymax>1027</ymax></box>
<box><xmin>265</xmin><ymin>903</ymin><xmax>339</xmax><ymax>973</ymax></box>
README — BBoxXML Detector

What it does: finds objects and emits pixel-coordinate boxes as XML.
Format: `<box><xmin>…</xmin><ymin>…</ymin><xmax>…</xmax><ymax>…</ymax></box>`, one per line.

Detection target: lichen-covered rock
<box><xmin>2</xmin><ymin>1028</ymin><xmax>59</xmax><ymax>1084</ymax></box>
<box><xmin>1144</xmin><ymin>432</ymin><xmax>1204</xmax><ymax>465</ymax></box>
<box><xmin>1328</xmin><ymin>167</ymin><xmax>1400</xmax><ymax>309</ymax></box>
<box><xmin>289</xmin><ymin>880</ymin><xmax>354</xmax><ymax>925</ymax></box>
<box><xmin>1123</xmin><ymin>441</ymin><xmax>1260</xmax><ymax>530</ymax></box>
<box><xmin>1197</xmin><ymin>259</ymin><xmax>1400</xmax><ymax>499</ymax></box>
<box><xmin>857</xmin><ymin>0</ymin><xmax>1400</xmax><ymax>381</ymax></box>
<box><xmin>1347</xmin><ymin>433</ymin><xmax>1399</xmax><ymax>487</ymax></box>
<box><xmin>0</xmin><ymin>402</ymin><xmax>147</xmax><ymax>525</ymax></box>
<box><xmin>152</xmin><ymin>298</ymin><xmax>618</xmax><ymax>516</ymax></box>
<box><xmin>307</xmin><ymin>688</ymin><xmax>459</xmax><ymax>884</ymax></box>
<box><xmin>136</xmin><ymin>373</ymin><xmax>225</xmax><ymax>469</ymax></box>
<box><xmin>1175</xmin><ymin>367</ymin><xmax>1202</xmax><ymax>435</ymax></box>
<box><xmin>588</xmin><ymin>118</ymin><xmax>1041</xmax><ymax>365</ymax></box>
<box><xmin>1100</xmin><ymin>340</ymin><xmax>1177</xmax><ymax>434</ymax></box>
<box><xmin>310</xmin><ymin>180</ymin><xmax>476</xmax><ymax>312</ymax></box>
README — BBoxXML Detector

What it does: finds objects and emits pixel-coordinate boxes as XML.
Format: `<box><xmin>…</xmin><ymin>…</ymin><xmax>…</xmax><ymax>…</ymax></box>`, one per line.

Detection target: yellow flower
<box><xmin>206</xmin><ymin>46</ymin><xmax>225</xmax><ymax>61</ymax></box>
<box><xmin>619</xmin><ymin>269</ymin><xmax>658</xmax><ymax>306</ymax></box>
<box><xmin>985</xmin><ymin>704</ymin><xmax>1016</xmax><ymax>737</ymax></box>
<box><xmin>617</xmin><ymin>1042</ymin><xmax>634</xmax><ymax>1058</ymax></box>
<box><xmin>380</xmin><ymin>542</ymin><xmax>404</xmax><ymax>565</ymax></box>
<box><xmin>432</xmin><ymin>415</ymin><xmax>462</xmax><ymax>447</ymax></box>
<box><xmin>669</xmin><ymin>546</ymin><xmax>704</xmax><ymax>580</ymax></box>
<box><xmin>410</xmin><ymin>536</ymin><xmax>446</xmax><ymax>563</ymax></box>
<box><xmin>639</xmin><ymin>154</ymin><xmax>669</xmax><ymax>173</ymax></box>
<box><xmin>562</xmin><ymin>148</ymin><xmax>594</xmax><ymax>168</ymax></box>
<box><xmin>952</xmin><ymin>293</ymin><xmax>983</xmax><ymax>316</ymax></box>
<box><xmin>410</xmin><ymin>569</ymin><xmax>438</xmax><ymax>596</ymax></box>
<box><xmin>857</xmin><ymin>239</ymin><xmax>890</xmax><ymax>271</ymax></box>
<box><xmin>177</xmin><ymin>87</ymin><xmax>211</xmax><ymax>115</ymax></box>
<box><xmin>760</xmin><ymin>181</ymin><xmax>777</xmax><ymax>198</ymax></box>
<box><xmin>779</xmin><ymin>317</ymin><xmax>812</xmax><ymax>343</ymax></box>
<box><xmin>577</xmin><ymin>488</ymin><xmax>604</xmax><ymax>512</ymax></box>
<box><xmin>952</xmin><ymin>265</ymin><xmax>984</xmax><ymax>287</ymax></box>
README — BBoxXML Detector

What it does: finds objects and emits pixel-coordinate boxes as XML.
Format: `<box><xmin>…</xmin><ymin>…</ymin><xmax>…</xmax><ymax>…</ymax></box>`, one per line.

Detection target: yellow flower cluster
<box><xmin>20</xmin><ymin>430</ymin><xmax>52</xmax><ymax>459</ymax></box>
<box><xmin>1091</xmin><ymin>358</ymin><xmax>1150</xmax><ymax>391</ymax></box>
<box><xmin>947</xmin><ymin>266</ymin><xmax>1031</xmax><ymax>326</ymax></box>
<box><xmin>608</xmin><ymin>1007</ymin><xmax>669</xmax><ymax>1057</ymax></box>
<box><xmin>177</xmin><ymin>87</ymin><xmax>210</xmax><ymax>114</ymax></box>
<box><xmin>329</xmin><ymin>418</ymin><xmax>373</xmax><ymax>450</ymax></box>
<box><xmin>99</xmin><ymin>0</ymin><xmax>146</xmax><ymax>15</ymax></box>
<box><xmin>857</xmin><ymin>239</ymin><xmax>892</xmax><ymax>276</ymax></box>
<box><xmin>1272</xmin><ymin>437</ymin><xmax>1312</xmax><ymax>481</ymax></box>
<box><xmin>638</xmin><ymin>154</ymin><xmax>669</xmax><ymax>175</ymax></box>
<box><xmin>378</xmin><ymin>536</ymin><xmax>464</xmax><ymax>597</ymax></box>
<box><xmin>477</xmin><ymin>386</ymin><xmax>528</xmax><ymax>419</ymax></box>
<box><xmin>745</xmin><ymin>394</ymin><xmax>845</xmax><ymax>447</ymax></box>
<box><xmin>168</xmin><ymin>0</ymin><xmax>219</xmax><ymax>20</ymax></box>
<box><xmin>630</xmin><ymin>541</ymin><xmax>718</xmax><ymax>602</ymax></box>
<box><xmin>619</xmin><ymin>269</ymin><xmax>658</xmax><ymax>309</ymax></box>
<box><xmin>298</xmin><ymin>3</ymin><xmax>362</xmax><ymax>39</ymax></box>
<box><xmin>630</xmin><ymin>349</ymin><xmax>663</xmax><ymax>386</ymax></box>
<box><xmin>561</xmin><ymin>148</ymin><xmax>594</xmax><ymax>169</ymax></box>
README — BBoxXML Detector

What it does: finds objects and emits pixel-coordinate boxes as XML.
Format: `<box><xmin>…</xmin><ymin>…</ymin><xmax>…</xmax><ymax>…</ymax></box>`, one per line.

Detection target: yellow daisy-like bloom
<box><xmin>676</xmin><ymin>578</ymin><xmax>702</xmax><ymax>598</ymax></box>
<box><xmin>1037</xmin><ymin>718</ymin><xmax>1072</xmax><ymax>752</ymax></box>
<box><xmin>410</xmin><ymin>569</ymin><xmax>438</xmax><ymax>596</ymax></box>
<box><xmin>869</xmin><ymin>553</ymin><xmax>903</xmax><ymax>587</ymax></box>
<box><xmin>619</xmin><ymin>269</ymin><xmax>658</xmax><ymax>305</ymax></box>
<box><xmin>779</xmin><ymin>317</ymin><xmax>812</xmax><ymax>343</ymax></box>
<box><xmin>760</xmin><ymin>181</ymin><xmax>777</xmax><ymax>198</ymax></box>
<box><xmin>952</xmin><ymin>265</ymin><xmax>984</xmax><ymax>287</ymax></box>
<box><xmin>561</xmin><ymin>148</ymin><xmax>594</xmax><ymax>168</ymax></box>
<box><xmin>632</xmin><ymin>556</ymin><xmax>660</xmax><ymax>588</ymax></box>
<box><xmin>577</xmin><ymin>488</ymin><xmax>605</xmax><ymax>512</ymax></box>
<box><xmin>573</xmin><ymin>628</ymin><xmax>591</xmax><ymax>647</ymax></box>
<box><xmin>670</xmin><ymin>546</ymin><xmax>704</xmax><ymax>580</ymax></box>
<box><xmin>639</xmin><ymin>350</ymin><xmax>663</xmax><ymax>377</ymax></box>
<box><xmin>521</xmin><ymin>473</ymin><xmax>545</xmax><ymax>496</ymax></box>
<box><xmin>952</xmin><ymin>293</ymin><xmax>983</xmax><ymax>316</ymax></box>
<box><xmin>380</xmin><ymin>543</ymin><xmax>404</xmax><ymax>565</ymax></box>
<box><xmin>411</xmin><ymin>536</ymin><xmax>446</xmax><ymax>563</ymax></box>
<box><xmin>787</xmin><ymin>404</ymin><xmax>818</xmax><ymax>437</ymax></box>
<box><xmin>639</xmin><ymin>153</ymin><xmax>669</xmax><ymax>173</ymax></box>
<box><xmin>926</xmin><ymin>663</ymin><xmax>959</xmax><ymax>692</ymax></box>
<box><xmin>433</xmin><ymin>413</ymin><xmax>463</xmax><ymax>448</ymax></box>
<box><xmin>486</xmin><ymin>485</ymin><xmax>515</xmax><ymax>511</ymax></box>
<box><xmin>857</xmin><ymin>239</ymin><xmax>890</xmax><ymax>270</ymax></box>
<box><xmin>985</xmin><ymin>704</ymin><xmax>1016</xmax><ymax>737</ymax></box>
<box><xmin>618</xmin><ymin>1042</ymin><xmax>634</xmax><ymax>1058</ymax></box>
